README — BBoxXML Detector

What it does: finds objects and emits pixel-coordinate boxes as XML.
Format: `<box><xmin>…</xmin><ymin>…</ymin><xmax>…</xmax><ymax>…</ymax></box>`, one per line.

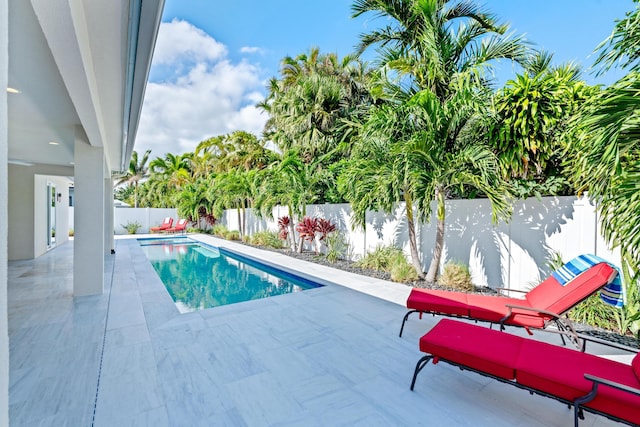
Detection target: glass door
<box><xmin>47</xmin><ymin>183</ymin><xmax>56</xmax><ymax>249</ymax></box>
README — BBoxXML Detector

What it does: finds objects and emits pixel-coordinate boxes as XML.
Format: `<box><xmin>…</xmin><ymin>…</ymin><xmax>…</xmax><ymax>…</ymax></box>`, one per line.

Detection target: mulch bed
<box><xmin>238</xmin><ymin>241</ymin><xmax>640</xmax><ymax>349</ymax></box>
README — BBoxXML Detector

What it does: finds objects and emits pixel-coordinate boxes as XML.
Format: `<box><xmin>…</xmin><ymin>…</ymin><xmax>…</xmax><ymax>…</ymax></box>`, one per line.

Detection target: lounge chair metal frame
<box><xmin>399</xmin><ymin>263</ymin><xmax>617</xmax><ymax>348</ymax></box>
<box><xmin>410</xmin><ymin>319</ymin><xmax>640</xmax><ymax>427</ymax></box>
<box><xmin>400</xmin><ymin>304</ymin><xmax>580</xmax><ymax>346</ymax></box>
<box><xmin>411</xmin><ymin>353</ymin><xmax>640</xmax><ymax>427</ymax></box>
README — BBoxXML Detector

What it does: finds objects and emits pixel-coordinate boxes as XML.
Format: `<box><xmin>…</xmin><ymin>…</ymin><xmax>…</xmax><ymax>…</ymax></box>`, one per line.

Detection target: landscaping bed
<box><xmin>242</xmin><ymin>241</ymin><xmax>640</xmax><ymax>349</ymax></box>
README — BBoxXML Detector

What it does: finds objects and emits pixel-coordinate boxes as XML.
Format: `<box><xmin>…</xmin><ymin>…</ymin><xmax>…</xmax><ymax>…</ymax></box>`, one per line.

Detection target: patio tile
<box><xmin>8</xmin><ymin>236</ymin><xmax>624</xmax><ymax>426</ymax></box>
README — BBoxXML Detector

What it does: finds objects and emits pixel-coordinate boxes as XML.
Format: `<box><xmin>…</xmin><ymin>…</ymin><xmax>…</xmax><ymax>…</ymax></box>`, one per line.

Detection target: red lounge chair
<box><xmin>399</xmin><ymin>262</ymin><xmax>617</xmax><ymax>344</ymax></box>
<box><xmin>411</xmin><ymin>319</ymin><xmax>640</xmax><ymax>426</ymax></box>
<box><xmin>150</xmin><ymin>217</ymin><xmax>173</xmax><ymax>233</ymax></box>
<box><xmin>165</xmin><ymin>218</ymin><xmax>188</xmax><ymax>234</ymax></box>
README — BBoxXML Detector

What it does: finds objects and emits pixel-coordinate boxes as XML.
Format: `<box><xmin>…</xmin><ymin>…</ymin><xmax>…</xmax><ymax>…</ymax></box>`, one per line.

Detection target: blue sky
<box><xmin>136</xmin><ymin>0</ymin><xmax>635</xmax><ymax>158</ymax></box>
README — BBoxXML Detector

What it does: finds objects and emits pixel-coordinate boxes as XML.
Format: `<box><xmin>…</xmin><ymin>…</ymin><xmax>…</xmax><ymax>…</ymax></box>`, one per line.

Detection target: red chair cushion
<box><xmin>515</xmin><ymin>339</ymin><xmax>640</xmax><ymax>425</ymax></box>
<box><xmin>419</xmin><ymin>319</ymin><xmax>523</xmax><ymax>380</ymax></box>
<box><xmin>465</xmin><ymin>294</ymin><xmax>548</xmax><ymax>328</ymax></box>
<box><xmin>526</xmin><ymin>263</ymin><xmax>614</xmax><ymax>315</ymax></box>
<box><xmin>633</xmin><ymin>352</ymin><xmax>640</xmax><ymax>383</ymax></box>
<box><xmin>406</xmin><ymin>288</ymin><xmax>470</xmax><ymax>317</ymax></box>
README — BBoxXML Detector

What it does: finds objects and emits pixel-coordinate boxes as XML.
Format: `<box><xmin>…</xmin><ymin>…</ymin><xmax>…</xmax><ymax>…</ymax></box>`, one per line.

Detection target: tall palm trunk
<box><xmin>288</xmin><ymin>205</ymin><xmax>297</xmax><ymax>251</ymax></box>
<box><xmin>236</xmin><ymin>206</ymin><xmax>242</xmax><ymax>238</ymax></box>
<box><xmin>425</xmin><ymin>189</ymin><xmax>446</xmax><ymax>283</ymax></box>
<box><xmin>134</xmin><ymin>181</ymin><xmax>139</xmax><ymax>208</ymax></box>
<box><xmin>241</xmin><ymin>199</ymin><xmax>247</xmax><ymax>238</ymax></box>
<box><xmin>297</xmin><ymin>202</ymin><xmax>307</xmax><ymax>253</ymax></box>
<box><xmin>405</xmin><ymin>193</ymin><xmax>425</xmax><ymax>279</ymax></box>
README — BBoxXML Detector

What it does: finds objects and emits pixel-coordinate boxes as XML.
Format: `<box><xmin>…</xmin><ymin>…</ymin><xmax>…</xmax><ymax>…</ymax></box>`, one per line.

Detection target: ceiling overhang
<box><xmin>7</xmin><ymin>0</ymin><xmax>164</xmax><ymax>173</ymax></box>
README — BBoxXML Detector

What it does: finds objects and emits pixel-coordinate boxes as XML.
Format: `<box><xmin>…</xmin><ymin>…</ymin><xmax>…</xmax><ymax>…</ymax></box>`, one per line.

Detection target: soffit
<box><xmin>7</xmin><ymin>0</ymin><xmax>164</xmax><ymax>172</ymax></box>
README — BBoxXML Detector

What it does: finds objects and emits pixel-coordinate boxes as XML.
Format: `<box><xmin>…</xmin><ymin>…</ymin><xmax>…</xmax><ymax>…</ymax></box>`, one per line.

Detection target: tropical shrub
<box><xmin>389</xmin><ymin>252</ymin><xmax>419</xmax><ymax>283</ymax></box>
<box><xmin>569</xmin><ymin>294</ymin><xmax>618</xmax><ymax>331</ymax></box>
<box><xmin>225</xmin><ymin>230</ymin><xmax>240</xmax><ymax>241</ymax></box>
<box><xmin>212</xmin><ymin>224</ymin><xmax>228</xmax><ymax>238</ymax></box>
<box><xmin>613</xmin><ymin>259</ymin><xmax>640</xmax><ymax>338</ymax></box>
<box><xmin>438</xmin><ymin>262</ymin><xmax>474</xmax><ymax>292</ymax></box>
<box><xmin>325</xmin><ymin>231</ymin><xmax>349</xmax><ymax>263</ymax></box>
<box><xmin>250</xmin><ymin>231</ymin><xmax>283</xmax><ymax>249</ymax></box>
<box><xmin>121</xmin><ymin>221</ymin><xmax>142</xmax><ymax>234</ymax></box>
<box><xmin>356</xmin><ymin>245</ymin><xmax>405</xmax><ymax>271</ymax></box>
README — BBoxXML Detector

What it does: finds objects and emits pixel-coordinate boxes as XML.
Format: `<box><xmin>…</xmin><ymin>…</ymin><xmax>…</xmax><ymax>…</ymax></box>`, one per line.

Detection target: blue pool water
<box><xmin>138</xmin><ymin>237</ymin><xmax>322</xmax><ymax>313</ymax></box>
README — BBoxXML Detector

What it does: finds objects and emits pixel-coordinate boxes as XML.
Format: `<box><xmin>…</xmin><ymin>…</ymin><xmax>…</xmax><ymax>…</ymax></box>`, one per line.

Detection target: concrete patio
<box><xmin>8</xmin><ymin>235</ymin><xmax>625</xmax><ymax>426</ymax></box>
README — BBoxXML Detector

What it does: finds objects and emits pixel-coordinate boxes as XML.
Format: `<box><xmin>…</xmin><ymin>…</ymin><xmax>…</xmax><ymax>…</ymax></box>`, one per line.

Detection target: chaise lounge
<box><xmin>150</xmin><ymin>217</ymin><xmax>173</xmax><ymax>233</ymax></box>
<box><xmin>399</xmin><ymin>259</ymin><xmax>618</xmax><ymax>345</ymax></box>
<box><xmin>164</xmin><ymin>218</ymin><xmax>188</xmax><ymax>234</ymax></box>
<box><xmin>410</xmin><ymin>318</ymin><xmax>640</xmax><ymax>426</ymax></box>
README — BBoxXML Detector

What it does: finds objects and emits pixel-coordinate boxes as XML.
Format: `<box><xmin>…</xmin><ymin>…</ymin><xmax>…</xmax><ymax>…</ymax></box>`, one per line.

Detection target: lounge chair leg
<box><xmin>573</xmin><ymin>383</ymin><xmax>598</xmax><ymax>427</ymax></box>
<box><xmin>410</xmin><ymin>355</ymin><xmax>433</xmax><ymax>390</ymax></box>
<box><xmin>556</xmin><ymin>321</ymin><xmax>568</xmax><ymax>346</ymax></box>
<box><xmin>399</xmin><ymin>310</ymin><xmax>420</xmax><ymax>337</ymax></box>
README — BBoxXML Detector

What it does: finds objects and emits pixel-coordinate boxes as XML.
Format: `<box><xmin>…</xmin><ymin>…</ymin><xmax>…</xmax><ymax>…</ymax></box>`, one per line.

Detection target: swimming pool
<box><xmin>138</xmin><ymin>237</ymin><xmax>322</xmax><ymax>313</ymax></box>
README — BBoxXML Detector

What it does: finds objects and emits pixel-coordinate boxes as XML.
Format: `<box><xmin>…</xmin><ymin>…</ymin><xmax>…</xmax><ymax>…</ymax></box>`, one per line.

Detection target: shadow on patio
<box><xmin>8</xmin><ymin>237</ymin><xmax>622</xmax><ymax>426</ymax></box>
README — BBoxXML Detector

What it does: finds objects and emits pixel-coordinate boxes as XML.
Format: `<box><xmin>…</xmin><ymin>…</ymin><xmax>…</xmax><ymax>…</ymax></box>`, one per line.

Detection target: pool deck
<box><xmin>8</xmin><ymin>234</ymin><xmax>627</xmax><ymax>426</ymax></box>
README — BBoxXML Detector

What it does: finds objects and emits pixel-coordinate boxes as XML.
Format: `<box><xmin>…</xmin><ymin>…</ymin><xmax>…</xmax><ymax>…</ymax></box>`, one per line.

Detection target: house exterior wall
<box><xmin>1</xmin><ymin>0</ymin><xmax>10</xmax><ymax>423</ymax></box>
<box><xmin>219</xmin><ymin>196</ymin><xmax>620</xmax><ymax>292</ymax></box>
<box><xmin>8</xmin><ymin>165</ymin><xmax>34</xmax><ymax>260</ymax></box>
<box><xmin>8</xmin><ymin>165</ymin><xmax>73</xmax><ymax>260</ymax></box>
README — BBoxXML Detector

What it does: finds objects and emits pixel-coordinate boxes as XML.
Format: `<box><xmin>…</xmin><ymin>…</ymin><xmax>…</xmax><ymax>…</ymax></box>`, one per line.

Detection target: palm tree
<box><xmin>115</xmin><ymin>149</ymin><xmax>151</xmax><ymax>208</ymax></box>
<box><xmin>210</xmin><ymin>169</ymin><xmax>258</xmax><ymax>239</ymax></box>
<box><xmin>352</xmin><ymin>0</ymin><xmax>527</xmax><ymax>95</ymax></box>
<box><xmin>177</xmin><ymin>178</ymin><xmax>214</xmax><ymax>228</ymax></box>
<box><xmin>339</xmin><ymin>101</ymin><xmax>427</xmax><ymax>276</ymax></box>
<box><xmin>259</xmin><ymin>49</ymin><xmax>373</xmax><ymax>162</ymax></box>
<box><xmin>409</xmin><ymin>87</ymin><xmax>512</xmax><ymax>281</ymax></box>
<box><xmin>348</xmin><ymin>0</ymin><xmax>525</xmax><ymax>281</ymax></box>
<box><xmin>253</xmin><ymin>150</ymin><xmax>330</xmax><ymax>251</ymax></box>
<box><xmin>223</xmin><ymin>131</ymin><xmax>277</xmax><ymax>171</ymax></box>
<box><xmin>568</xmin><ymin>2</ymin><xmax>640</xmax><ymax>269</ymax></box>
<box><xmin>149</xmin><ymin>153</ymin><xmax>192</xmax><ymax>188</ymax></box>
<box><xmin>340</xmin><ymin>84</ymin><xmax>511</xmax><ymax>280</ymax></box>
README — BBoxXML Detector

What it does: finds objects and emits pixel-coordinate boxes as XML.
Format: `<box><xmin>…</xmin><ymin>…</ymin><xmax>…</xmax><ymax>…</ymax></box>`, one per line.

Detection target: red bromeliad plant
<box><xmin>198</xmin><ymin>206</ymin><xmax>217</xmax><ymax>227</ymax></box>
<box><xmin>316</xmin><ymin>218</ymin><xmax>336</xmax><ymax>242</ymax></box>
<box><xmin>278</xmin><ymin>216</ymin><xmax>295</xmax><ymax>250</ymax></box>
<box><xmin>294</xmin><ymin>217</ymin><xmax>337</xmax><ymax>253</ymax></box>
<box><xmin>295</xmin><ymin>216</ymin><xmax>319</xmax><ymax>253</ymax></box>
<box><xmin>277</xmin><ymin>216</ymin><xmax>290</xmax><ymax>240</ymax></box>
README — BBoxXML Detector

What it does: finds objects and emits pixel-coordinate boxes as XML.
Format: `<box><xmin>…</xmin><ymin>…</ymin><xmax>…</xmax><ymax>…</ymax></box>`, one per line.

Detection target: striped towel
<box><xmin>551</xmin><ymin>254</ymin><xmax>624</xmax><ymax>308</ymax></box>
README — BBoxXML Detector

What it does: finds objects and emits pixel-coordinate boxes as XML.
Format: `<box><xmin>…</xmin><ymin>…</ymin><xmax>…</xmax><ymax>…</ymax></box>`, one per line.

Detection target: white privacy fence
<box><xmin>69</xmin><ymin>207</ymin><xmax>178</xmax><ymax>235</ymax></box>
<box><xmin>219</xmin><ymin>196</ymin><xmax>620</xmax><ymax>292</ymax></box>
<box><xmin>86</xmin><ymin>196</ymin><xmax>620</xmax><ymax>292</ymax></box>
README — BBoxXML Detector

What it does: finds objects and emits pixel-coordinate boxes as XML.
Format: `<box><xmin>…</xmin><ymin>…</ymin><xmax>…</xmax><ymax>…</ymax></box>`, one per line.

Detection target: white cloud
<box><xmin>240</xmin><ymin>46</ymin><xmax>264</xmax><ymax>55</ymax></box>
<box><xmin>152</xmin><ymin>19</ymin><xmax>227</xmax><ymax>65</ymax></box>
<box><xmin>136</xmin><ymin>20</ymin><xmax>268</xmax><ymax>157</ymax></box>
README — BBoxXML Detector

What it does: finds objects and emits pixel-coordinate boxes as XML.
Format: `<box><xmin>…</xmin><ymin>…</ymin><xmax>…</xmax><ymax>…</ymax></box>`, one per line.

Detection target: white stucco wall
<box><xmin>7</xmin><ymin>165</ymin><xmax>34</xmax><ymax>260</ymax></box>
<box><xmin>8</xmin><ymin>165</ymin><xmax>72</xmax><ymax>260</ymax></box>
<box><xmin>219</xmin><ymin>196</ymin><xmax>621</xmax><ymax>292</ymax></box>
<box><xmin>112</xmin><ymin>208</ymin><xmax>178</xmax><ymax>234</ymax></box>
<box><xmin>1</xmin><ymin>0</ymin><xmax>10</xmax><ymax>422</ymax></box>
<box><xmin>73</xmin><ymin>138</ymin><xmax>105</xmax><ymax>296</ymax></box>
